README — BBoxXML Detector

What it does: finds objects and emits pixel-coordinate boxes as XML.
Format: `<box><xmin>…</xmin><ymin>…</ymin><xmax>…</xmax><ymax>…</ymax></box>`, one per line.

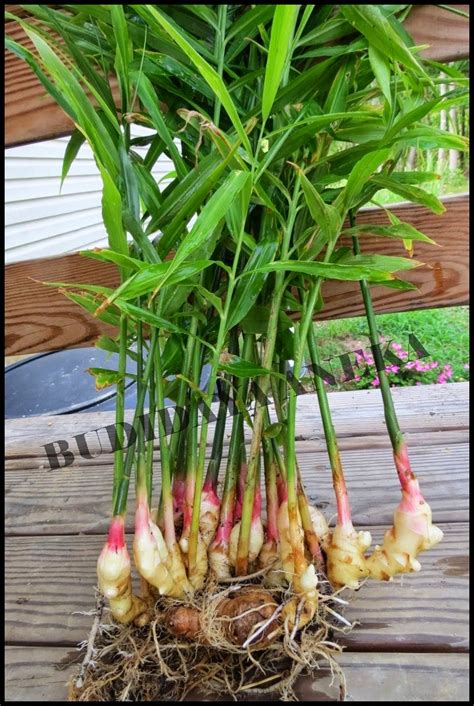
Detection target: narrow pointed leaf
<box><xmin>135</xmin><ymin>5</ymin><xmax>252</xmax><ymax>156</ymax></box>
<box><xmin>262</xmin><ymin>5</ymin><xmax>299</xmax><ymax>121</ymax></box>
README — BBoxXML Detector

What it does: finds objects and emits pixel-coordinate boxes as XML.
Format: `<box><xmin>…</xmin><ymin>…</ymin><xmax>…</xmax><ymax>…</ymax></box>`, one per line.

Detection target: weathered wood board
<box><xmin>5</xmin><ymin>647</ymin><xmax>470</xmax><ymax>702</ymax></box>
<box><xmin>4</xmin><ymin>523</ymin><xmax>469</xmax><ymax>650</ymax></box>
<box><xmin>5</xmin><ymin>384</ymin><xmax>469</xmax><ymax>701</ymax></box>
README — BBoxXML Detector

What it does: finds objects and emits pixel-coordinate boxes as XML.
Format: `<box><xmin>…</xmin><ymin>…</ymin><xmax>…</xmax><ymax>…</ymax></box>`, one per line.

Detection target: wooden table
<box><xmin>5</xmin><ymin>383</ymin><xmax>469</xmax><ymax>701</ymax></box>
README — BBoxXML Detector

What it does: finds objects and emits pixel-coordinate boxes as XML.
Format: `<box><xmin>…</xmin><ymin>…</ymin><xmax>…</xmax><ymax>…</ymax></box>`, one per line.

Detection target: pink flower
<box><xmin>371</xmin><ymin>377</ymin><xmax>380</xmax><ymax>387</ymax></box>
<box><xmin>415</xmin><ymin>381</ymin><xmax>422</xmax><ymax>386</ymax></box>
<box><xmin>405</xmin><ymin>361</ymin><xmax>416</xmax><ymax>369</ymax></box>
<box><xmin>391</xmin><ymin>342</ymin><xmax>402</xmax><ymax>351</ymax></box>
<box><xmin>464</xmin><ymin>363</ymin><xmax>470</xmax><ymax>370</ymax></box>
<box><xmin>437</xmin><ymin>373</ymin><xmax>448</xmax><ymax>384</ymax></box>
<box><xmin>354</xmin><ymin>375</ymin><xmax>361</xmax><ymax>381</ymax></box>
<box><xmin>430</xmin><ymin>361</ymin><xmax>439</xmax><ymax>369</ymax></box>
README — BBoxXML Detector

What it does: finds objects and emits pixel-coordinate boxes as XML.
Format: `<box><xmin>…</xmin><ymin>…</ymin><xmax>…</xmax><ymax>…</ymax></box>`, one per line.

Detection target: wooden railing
<box><xmin>4</xmin><ymin>5</ymin><xmax>470</xmax><ymax>355</ymax></box>
<box><xmin>5</xmin><ymin>5</ymin><xmax>469</xmax><ymax>147</ymax></box>
<box><xmin>5</xmin><ymin>194</ymin><xmax>468</xmax><ymax>355</ymax></box>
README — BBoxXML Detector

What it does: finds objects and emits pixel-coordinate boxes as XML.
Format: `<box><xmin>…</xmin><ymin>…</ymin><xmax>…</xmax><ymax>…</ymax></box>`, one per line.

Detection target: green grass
<box><xmin>312</xmin><ymin>305</ymin><xmax>469</xmax><ymax>391</ymax></box>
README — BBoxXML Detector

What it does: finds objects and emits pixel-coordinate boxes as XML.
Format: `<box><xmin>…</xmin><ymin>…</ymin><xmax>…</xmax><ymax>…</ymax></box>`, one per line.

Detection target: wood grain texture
<box><xmin>4</xmin><ymin>440</ymin><xmax>468</xmax><ymax>535</ymax></box>
<box><xmin>5</xmin><ymin>381</ymin><xmax>469</xmax><ymax>458</ymax></box>
<box><xmin>404</xmin><ymin>4</ymin><xmax>469</xmax><ymax>62</ymax></box>
<box><xmin>315</xmin><ymin>194</ymin><xmax>470</xmax><ymax>322</ymax></box>
<box><xmin>4</xmin><ymin>523</ymin><xmax>468</xmax><ymax>650</ymax></box>
<box><xmin>5</xmin><ymin>6</ymin><xmax>470</xmax><ymax>147</ymax></box>
<box><xmin>5</xmin><ymin>195</ymin><xmax>469</xmax><ymax>354</ymax></box>
<box><xmin>5</xmin><ymin>647</ymin><xmax>470</xmax><ymax>702</ymax></box>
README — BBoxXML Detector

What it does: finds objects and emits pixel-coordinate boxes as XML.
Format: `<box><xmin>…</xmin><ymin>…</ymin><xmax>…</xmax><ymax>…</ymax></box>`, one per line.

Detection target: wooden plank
<box><xmin>5</xmin><ymin>440</ymin><xmax>468</xmax><ymax>535</ymax></box>
<box><xmin>5</xmin><ymin>6</ymin><xmax>469</xmax><ymax>148</ymax></box>
<box><xmin>5</xmin><ymin>523</ymin><xmax>468</xmax><ymax>650</ymax></box>
<box><xmin>5</xmin><ymin>382</ymin><xmax>469</xmax><ymax>459</ymax></box>
<box><xmin>5</xmin><ymin>195</ymin><xmax>468</xmax><ymax>354</ymax></box>
<box><xmin>5</xmin><ymin>647</ymin><xmax>470</xmax><ymax>702</ymax></box>
<box><xmin>315</xmin><ymin>195</ymin><xmax>469</xmax><ymax>322</ymax></box>
<box><xmin>404</xmin><ymin>4</ymin><xmax>469</xmax><ymax>62</ymax></box>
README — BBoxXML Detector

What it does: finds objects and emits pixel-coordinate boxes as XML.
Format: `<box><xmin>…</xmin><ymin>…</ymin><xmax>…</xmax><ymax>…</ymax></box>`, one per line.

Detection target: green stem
<box><xmin>350</xmin><ymin>210</ymin><xmax>416</xmax><ymax>491</ymax></box>
<box><xmin>112</xmin><ymin>314</ymin><xmax>127</xmax><ymax>508</ymax></box>
<box><xmin>154</xmin><ymin>333</ymin><xmax>175</xmax><ymax>544</ymax></box>
<box><xmin>204</xmin><ymin>375</ymin><xmax>230</xmax><ymax>489</ymax></box>
<box><xmin>113</xmin><ymin>329</ymin><xmax>159</xmax><ymax>517</ymax></box>
<box><xmin>146</xmin><ymin>362</ymin><xmax>156</xmax><ymax>506</ymax></box>
<box><xmin>235</xmin><ymin>179</ymin><xmax>301</xmax><ymax>574</ymax></box>
<box><xmin>168</xmin><ymin>316</ymin><xmax>199</xmax><ymax>475</ymax></box>
<box><xmin>188</xmin><ymin>195</ymin><xmax>249</xmax><ymax>572</ymax></box>
<box><xmin>307</xmin><ymin>324</ymin><xmax>352</xmax><ymax>527</ymax></box>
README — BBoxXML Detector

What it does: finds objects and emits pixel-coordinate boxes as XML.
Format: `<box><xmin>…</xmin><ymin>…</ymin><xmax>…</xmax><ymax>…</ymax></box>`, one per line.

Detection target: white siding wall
<box><xmin>5</xmin><ymin>126</ymin><xmax>174</xmax><ymax>264</ymax></box>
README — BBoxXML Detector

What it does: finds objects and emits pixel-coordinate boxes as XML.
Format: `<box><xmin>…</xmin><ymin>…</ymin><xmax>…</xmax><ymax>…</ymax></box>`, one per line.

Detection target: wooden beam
<box><xmin>5</xmin><ymin>195</ymin><xmax>468</xmax><ymax>355</ymax></box>
<box><xmin>314</xmin><ymin>193</ymin><xmax>469</xmax><ymax>322</ymax></box>
<box><xmin>404</xmin><ymin>4</ymin><xmax>470</xmax><ymax>62</ymax></box>
<box><xmin>4</xmin><ymin>5</ymin><xmax>470</xmax><ymax>147</ymax></box>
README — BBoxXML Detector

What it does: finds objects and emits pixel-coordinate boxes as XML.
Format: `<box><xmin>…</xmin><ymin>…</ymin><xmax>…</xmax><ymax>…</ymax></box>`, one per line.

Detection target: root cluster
<box><xmin>68</xmin><ymin>577</ymin><xmax>347</xmax><ymax>702</ymax></box>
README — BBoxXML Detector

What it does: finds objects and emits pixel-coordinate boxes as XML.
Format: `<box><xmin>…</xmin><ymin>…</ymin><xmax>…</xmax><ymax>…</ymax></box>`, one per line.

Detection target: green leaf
<box><xmin>241</xmin><ymin>306</ymin><xmax>294</xmax><ymax>334</ymax></box>
<box><xmin>122</xmin><ymin>211</ymin><xmax>161</xmax><ymax>264</ymax></box>
<box><xmin>384</xmin><ymin>99</ymin><xmax>441</xmax><ymax>141</ymax></box>
<box><xmin>252</xmin><ymin>260</ymin><xmax>396</xmax><ymax>282</ymax></box>
<box><xmin>368</xmin><ymin>44</ymin><xmax>392</xmax><ymax>105</ymax></box>
<box><xmin>87</xmin><ymin>367</ymin><xmax>137</xmax><ymax>390</ymax></box>
<box><xmin>134</xmin><ymin>72</ymin><xmax>187</xmax><ymax>179</ymax></box>
<box><xmin>80</xmin><ymin>248</ymin><xmax>147</xmax><ymax>271</ymax></box>
<box><xmin>119</xmin><ymin>144</ymin><xmax>141</xmax><ymax>221</ymax></box>
<box><xmin>296</xmin><ymin>167</ymin><xmax>342</xmax><ymax>244</ymax></box>
<box><xmin>170</xmin><ymin>171</ymin><xmax>250</xmax><ymax>276</ymax></box>
<box><xmin>368</xmin><ymin>277</ymin><xmax>418</xmax><ymax>291</ymax></box>
<box><xmin>218</xmin><ymin>354</ymin><xmax>285</xmax><ymax>380</ymax></box>
<box><xmin>95</xmin><ymin>334</ymin><xmax>139</xmax><ymax>363</ymax></box>
<box><xmin>263</xmin><ymin>422</ymin><xmax>284</xmax><ymax>439</ymax></box>
<box><xmin>98</xmin><ymin>165</ymin><xmax>129</xmax><ymax>257</ymax></box>
<box><xmin>397</xmin><ymin>126</ymin><xmax>469</xmax><ymax>151</ymax></box>
<box><xmin>22</xmin><ymin>25</ymin><xmax>119</xmax><ymax>178</ymax></box>
<box><xmin>113</xmin><ymin>299</ymin><xmax>184</xmax><ymax>335</ymax></box>
<box><xmin>262</xmin><ymin>5</ymin><xmax>299</xmax><ymax>122</ymax></box>
<box><xmin>226</xmin><ymin>239</ymin><xmax>278</xmax><ymax>331</ymax></box>
<box><xmin>342</xmin><ymin>254</ymin><xmax>423</xmax><ymax>272</ymax></box>
<box><xmin>342</xmin><ymin>148</ymin><xmax>392</xmax><ymax>208</ymax></box>
<box><xmin>370</xmin><ymin>176</ymin><xmax>446</xmax><ymax>214</ymax></box>
<box><xmin>340</xmin><ymin>5</ymin><xmax>428</xmax><ymax>78</ymax></box>
<box><xmin>162</xmin><ymin>334</ymin><xmax>184</xmax><ymax>376</ymax></box>
<box><xmin>149</xmin><ymin>150</ymin><xmax>237</xmax><ymax>254</ymax></box>
<box><xmin>64</xmin><ymin>291</ymin><xmax>121</xmax><ymax>328</ymax></box>
<box><xmin>343</xmin><ymin>223</ymin><xmax>437</xmax><ymax>246</ymax></box>
<box><xmin>136</xmin><ymin>5</ymin><xmax>252</xmax><ymax>156</ymax></box>
<box><xmin>60</xmin><ymin>129</ymin><xmax>85</xmax><ymax>188</ymax></box>
<box><xmin>111</xmin><ymin>4</ymin><xmax>132</xmax><ymax>110</ymax></box>
<box><xmin>103</xmin><ymin>260</ymin><xmax>214</xmax><ymax>303</ymax></box>
<box><xmin>324</xmin><ymin>58</ymin><xmax>354</xmax><ymax>114</ymax></box>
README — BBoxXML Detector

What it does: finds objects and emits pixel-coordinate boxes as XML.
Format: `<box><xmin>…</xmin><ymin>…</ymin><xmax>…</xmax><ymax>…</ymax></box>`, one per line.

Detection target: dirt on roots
<box><xmin>67</xmin><ymin>577</ymin><xmax>350</xmax><ymax>702</ymax></box>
